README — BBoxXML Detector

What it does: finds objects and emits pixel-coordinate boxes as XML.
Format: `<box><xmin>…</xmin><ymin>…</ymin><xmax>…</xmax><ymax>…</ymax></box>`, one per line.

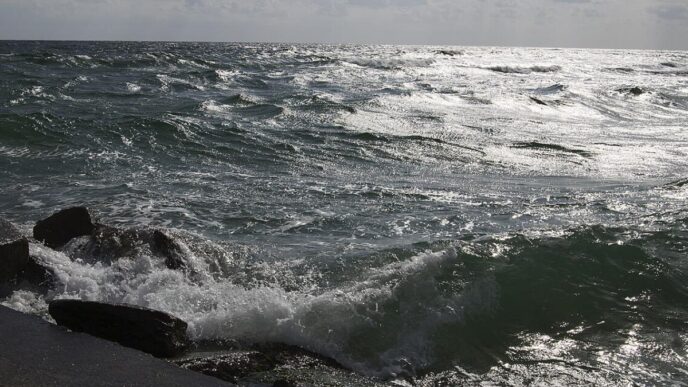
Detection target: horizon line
<box><xmin>0</xmin><ymin>38</ymin><xmax>684</xmax><ymax>52</ymax></box>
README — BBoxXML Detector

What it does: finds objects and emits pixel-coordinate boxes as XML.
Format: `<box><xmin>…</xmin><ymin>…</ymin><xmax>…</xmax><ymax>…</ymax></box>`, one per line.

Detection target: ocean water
<box><xmin>1</xmin><ymin>41</ymin><xmax>688</xmax><ymax>384</ymax></box>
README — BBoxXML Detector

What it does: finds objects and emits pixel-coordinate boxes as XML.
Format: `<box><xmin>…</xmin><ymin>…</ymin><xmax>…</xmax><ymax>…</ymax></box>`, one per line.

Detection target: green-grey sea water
<box><xmin>1</xmin><ymin>41</ymin><xmax>688</xmax><ymax>385</ymax></box>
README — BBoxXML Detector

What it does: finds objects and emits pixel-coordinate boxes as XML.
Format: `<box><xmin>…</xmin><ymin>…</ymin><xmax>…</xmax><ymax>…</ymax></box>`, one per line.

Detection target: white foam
<box><xmin>126</xmin><ymin>82</ymin><xmax>141</xmax><ymax>93</ymax></box>
<box><xmin>21</xmin><ymin>199</ymin><xmax>44</xmax><ymax>208</ymax></box>
<box><xmin>215</xmin><ymin>69</ymin><xmax>239</xmax><ymax>82</ymax></box>
<box><xmin>156</xmin><ymin>74</ymin><xmax>206</xmax><ymax>91</ymax></box>
<box><xmin>199</xmin><ymin>99</ymin><xmax>231</xmax><ymax>113</ymax></box>
<box><xmin>3</xmin><ymin>240</ymin><xmax>496</xmax><ymax>377</ymax></box>
<box><xmin>1</xmin><ymin>290</ymin><xmax>50</xmax><ymax>318</ymax></box>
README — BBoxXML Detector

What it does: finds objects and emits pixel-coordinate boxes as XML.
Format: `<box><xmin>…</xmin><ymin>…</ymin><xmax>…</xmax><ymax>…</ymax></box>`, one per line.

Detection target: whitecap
<box><xmin>485</xmin><ymin>65</ymin><xmax>561</xmax><ymax>74</ymax></box>
<box><xmin>126</xmin><ymin>82</ymin><xmax>142</xmax><ymax>93</ymax></box>
<box><xmin>21</xmin><ymin>199</ymin><xmax>44</xmax><ymax>208</ymax></box>
<box><xmin>199</xmin><ymin>99</ymin><xmax>231</xmax><ymax>113</ymax></box>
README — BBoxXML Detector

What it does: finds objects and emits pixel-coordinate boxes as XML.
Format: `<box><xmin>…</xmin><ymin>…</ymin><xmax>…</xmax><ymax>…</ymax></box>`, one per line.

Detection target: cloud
<box><xmin>348</xmin><ymin>0</ymin><xmax>426</xmax><ymax>7</ymax></box>
<box><xmin>0</xmin><ymin>0</ymin><xmax>686</xmax><ymax>49</ymax></box>
<box><xmin>648</xmin><ymin>3</ymin><xmax>688</xmax><ymax>21</ymax></box>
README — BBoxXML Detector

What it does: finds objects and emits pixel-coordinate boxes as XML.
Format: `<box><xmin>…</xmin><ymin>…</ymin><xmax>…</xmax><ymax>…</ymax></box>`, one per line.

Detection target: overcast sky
<box><xmin>1</xmin><ymin>0</ymin><xmax>687</xmax><ymax>49</ymax></box>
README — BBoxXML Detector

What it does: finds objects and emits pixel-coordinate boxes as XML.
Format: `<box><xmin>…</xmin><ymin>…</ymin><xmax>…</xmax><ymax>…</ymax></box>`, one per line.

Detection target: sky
<box><xmin>0</xmin><ymin>0</ymin><xmax>687</xmax><ymax>50</ymax></box>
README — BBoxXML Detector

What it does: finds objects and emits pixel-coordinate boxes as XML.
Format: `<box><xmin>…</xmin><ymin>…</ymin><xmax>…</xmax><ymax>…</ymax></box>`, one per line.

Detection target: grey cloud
<box><xmin>0</xmin><ymin>0</ymin><xmax>686</xmax><ymax>49</ymax></box>
<box><xmin>649</xmin><ymin>4</ymin><xmax>688</xmax><ymax>21</ymax></box>
<box><xmin>552</xmin><ymin>0</ymin><xmax>591</xmax><ymax>3</ymax></box>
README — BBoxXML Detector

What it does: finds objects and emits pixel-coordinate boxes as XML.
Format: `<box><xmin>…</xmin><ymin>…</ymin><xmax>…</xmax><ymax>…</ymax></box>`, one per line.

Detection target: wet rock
<box><xmin>664</xmin><ymin>178</ymin><xmax>688</xmax><ymax>188</ymax></box>
<box><xmin>437</xmin><ymin>49</ymin><xmax>464</xmax><ymax>57</ymax></box>
<box><xmin>67</xmin><ymin>223</ymin><xmax>152</xmax><ymax>263</ymax></box>
<box><xmin>90</xmin><ymin>223</ymin><xmax>138</xmax><ymax>256</ymax></box>
<box><xmin>618</xmin><ymin>86</ymin><xmax>644</xmax><ymax>96</ymax></box>
<box><xmin>530</xmin><ymin>96</ymin><xmax>548</xmax><ymax>106</ymax></box>
<box><xmin>272</xmin><ymin>379</ymin><xmax>297</xmax><ymax>387</ymax></box>
<box><xmin>251</xmin><ymin>343</ymin><xmax>347</xmax><ymax>371</ymax></box>
<box><xmin>60</xmin><ymin>223</ymin><xmax>193</xmax><ymax>271</ymax></box>
<box><xmin>0</xmin><ymin>218</ymin><xmax>29</xmax><ymax>284</ymax></box>
<box><xmin>628</xmin><ymin>87</ymin><xmax>644</xmax><ymax>96</ymax></box>
<box><xmin>153</xmin><ymin>230</ymin><xmax>186</xmax><ymax>270</ymax></box>
<box><xmin>34</xmin><ymin>207</ymin><xmax>95</xmax><ymax>248</ymax></box>
<box><xmin>49</xmin><ymin>299</ymin><xmax>190</xmax><ymax>358</ymax></box>
<box><xmin>176</xmin><ymin>343</ymin><xmax>382</xmax><ymax>386</ymax></box>
<box><xmin>16</xmin><ymin>255</ymin><xmax>55</xmax><ymax>291</ymax></box>
<box><xmin>177</xmin><ymin>350</ymin><xmax>275</xmax><ymax>384</ymax></box>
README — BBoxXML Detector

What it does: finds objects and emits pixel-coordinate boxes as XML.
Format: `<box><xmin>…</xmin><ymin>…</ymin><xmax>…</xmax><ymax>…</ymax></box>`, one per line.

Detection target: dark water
<box><xmin>1</xmin><ymin>41</ymin><xmax>688</xmax><ymax>385</ymax></box>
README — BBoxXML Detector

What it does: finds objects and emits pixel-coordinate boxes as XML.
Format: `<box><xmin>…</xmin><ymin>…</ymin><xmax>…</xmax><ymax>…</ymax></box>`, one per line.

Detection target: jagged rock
<box><xmin>0</xmin><ymin>218</ymin><xmax>29</xmax><ymax>284</ymax></box>
<box><xmin>58</xmin><ymin>223</ymin><xmax>190</xmax><ymax>271</ymax></box>
<box><xmin>34</xmin><ymin>207</ymin><xmax>95</xmax><ymax>248</ymax></box>
<box><xmin>49</xmin><ymin>299</ymin><xmax>190</xmax><ymax>358</ymax></box>
<box><xmin>67</xmin><ymin>223</ymin><xmax>151</xmax><ymax>263</ymax></box>
<box><xmin>153</xmin><ymin>230</ymin><xmax>186</xmax><ymax>270</ymax></box>
<box><xmin>89</xmin><ymin>223</ymin><xmax>137</xmax><ymax>258</ymax></box>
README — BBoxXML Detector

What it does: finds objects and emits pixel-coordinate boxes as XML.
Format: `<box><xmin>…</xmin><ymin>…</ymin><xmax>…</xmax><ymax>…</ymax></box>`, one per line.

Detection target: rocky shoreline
<box><xmin>0</xmin><ymin>207</ymin><xmax>386</xmax><ymax>387</ymax></box>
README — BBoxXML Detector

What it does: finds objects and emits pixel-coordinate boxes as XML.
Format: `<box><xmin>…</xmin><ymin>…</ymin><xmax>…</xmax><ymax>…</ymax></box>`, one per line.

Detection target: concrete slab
<box><xmin>0</xmin><ymin>306</ymin><xmax>230</xmax><ymax>387</ymax></box>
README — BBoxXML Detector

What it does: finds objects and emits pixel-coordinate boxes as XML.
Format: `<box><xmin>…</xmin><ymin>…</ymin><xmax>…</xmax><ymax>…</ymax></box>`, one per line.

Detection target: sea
<box><xmin>1</xmin><ymin>41</ymin><xmax>687</xmax><ymax>385</ymax></box>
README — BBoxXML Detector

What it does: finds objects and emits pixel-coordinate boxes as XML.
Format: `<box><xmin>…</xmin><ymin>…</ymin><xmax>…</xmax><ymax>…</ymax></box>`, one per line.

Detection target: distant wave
<box><xmin>485</xmin><ymin>65</ymin><xmax>561</xmax><ymax>74</ymax></box>
<box><xmin>604</xmin><ymin>67</ymin><xmax>636</xmax><ymax>74</ymax></box>
<box><xmin>644</xmin><ymin>69</ymin><xmax>688</xmax><ymax>76</ymax></box>
<box><xmin>342</xmin><ymin>57</ymin><xmax>436</xmax><ymax>70</ymax></box>
<box><xmin>532</xmin><ymin>84</ymin><xmax>567</xmax><ymax>94</ymax></box>
<box><xmin>511</xmin><ymin>141</ymin><xmax>592</xmax><ymax>157</ymax></box>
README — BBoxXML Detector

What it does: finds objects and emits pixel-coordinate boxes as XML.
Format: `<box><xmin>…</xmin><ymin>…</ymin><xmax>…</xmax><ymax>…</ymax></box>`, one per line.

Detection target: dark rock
<box><xmin>153</xmin><ymin>230</ymin><xmax>186</xmax><ymax>270</ymax></box>
<box><xmin>437</xmin><ymin>49</ymin><xmax>464</xmax><ymax>57</ymax></box>
<box><xmin>176</xmin><ymin>343</ymin><xmax>381</xmax><ymax>386</ymax></box>
<box><xmin>59</xmin><ymin>223</ymin><xmax>193</xmax><ymax>272</ymax></box>
<box><xmin>0</xmin><ymin>218</ymin><xmax>29</xmax><ymax>284</ymax></box>
<box><xmin>530</xmin><ymin>96</ymin><xmax>548</xmax><ymax>106</ymax></box>
<box><xmin>251</xmin><ymin>343</ymin><xmax>347</xmax><ymax>370</ymax></box>
<box><xmin>618</xmin><ymin>86</ymin><xmax>644</xmax><ymax>96</ymax></box>
<box><xmin>2</xmin><ymin>254</ymin><xmax>55</xmax><ymax>298</ymax></box>
<box><xmin>272</xmin><ymin>379</ymin><xmax>297</xmax><ymax>387</ymax></box>
<box><xmin>68</xmin><ymin>223</ymin><xmax>151</xmax><ymax>263</ymax></box>
<box><xmin>664</xmin><ymin>178</ymin><xmax>688</xmax><ymax>188</ymax></box>
<box><xmin>628</xmin><ymin>87</ymin><xmax>644</xmax><ymax>96</ymax></box>
<box><xmin>90</xmin><ymin>223</ymin><xmax>137</xmax><ymax>256</ymax></box>
<box><xmin>177</xmin><ymin>350</ymin><xmax>275</xmax><ymax>384</ymax></box>
<box><xmin>49</xmin><ymin>299</ymin><xmax>190</xmax><ymax>358</ymax></box>
<box><xmin>18</xmin><ymin>255</ymin><xmax>55</xmax><ymax>291</ymax></box>
<box><xmin>34</xmin><ymin>207</ymin><xmax>95</xmax><ymax>248</ymax></box>
<box><xmin>0</xmin><ymin>305</ymin><xmax>227</xmax><ymax>387</ymax></box>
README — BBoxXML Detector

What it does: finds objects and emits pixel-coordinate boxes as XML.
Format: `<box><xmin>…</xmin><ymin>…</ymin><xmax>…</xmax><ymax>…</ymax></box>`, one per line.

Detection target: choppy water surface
<box><xmin>1</xmin><ymin>41</ymin><xmax>688</xmax><ymax>385</ymax></box>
